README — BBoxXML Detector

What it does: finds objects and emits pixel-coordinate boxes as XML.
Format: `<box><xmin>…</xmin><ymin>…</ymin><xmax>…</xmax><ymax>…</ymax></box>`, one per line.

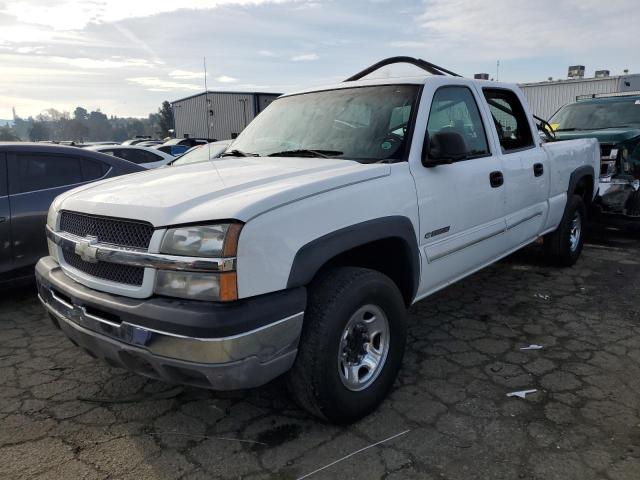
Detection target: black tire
<box><xmin>286</xmin><ymin>267</ymin><xmax>407</xmax><ymax>424</ymax></box>
<box><xmin>544</xmin><ymin>194</ymin><xmax>586</xmax><ymax>267</ymax></box>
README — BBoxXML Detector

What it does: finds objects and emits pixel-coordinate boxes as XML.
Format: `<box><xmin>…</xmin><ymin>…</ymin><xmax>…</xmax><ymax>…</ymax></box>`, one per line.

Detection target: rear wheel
<box><xmin>286</xmin><ymin>267</ymin><xmax>407</xmax><ymax>424</ymax></box>
<box><xmin>544</xmin><ymin>194</ymin><xmax>586</xmax><ymax>266</ymax></box>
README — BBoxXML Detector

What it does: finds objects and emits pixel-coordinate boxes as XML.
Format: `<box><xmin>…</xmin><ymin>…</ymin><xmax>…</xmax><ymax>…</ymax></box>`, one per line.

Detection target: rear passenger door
<box><xmin>7</xmin><ymin>152</ymin><xmax>109</xmax><ymax>274</ymax></box>
<box><xmin>412</xmin><ymin>84</ymin><xmax>506</xmax><ymax>295</ymax></box>
<box><xmin>0</xmin><ymin>154</ymin><xmax>11</xmax><ymax>278</ymax></box>
<box><xmin>481</xmin><ymin>88</ymin><xmax>549</xmax><ymax>245</ymax></box>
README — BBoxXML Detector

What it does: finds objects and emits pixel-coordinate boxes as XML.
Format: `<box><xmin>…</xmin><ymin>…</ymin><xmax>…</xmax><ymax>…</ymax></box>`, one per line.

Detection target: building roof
<box><xmin>171</xmin><ymin>90</ymin><xmax>283</xmax><ymax>104</ymax></box>
<box><xmin>519</xmin><ymin>73</ymin><xmax>640</xmax><ymax>88</ymax></box>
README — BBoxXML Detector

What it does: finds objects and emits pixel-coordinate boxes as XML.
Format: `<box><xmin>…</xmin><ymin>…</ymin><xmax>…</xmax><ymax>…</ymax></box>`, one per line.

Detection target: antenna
<box><xmin>202</xmin><ymin>56</ymin><xmax>225</xmax><ymax>185</ymax></box>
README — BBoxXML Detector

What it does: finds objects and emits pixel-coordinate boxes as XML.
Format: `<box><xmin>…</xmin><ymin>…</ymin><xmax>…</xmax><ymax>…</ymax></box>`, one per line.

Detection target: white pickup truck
<box><xmin>36</xmin><ymin>58</ymin><xmax>599</xmax><ymax>424</ymax></box>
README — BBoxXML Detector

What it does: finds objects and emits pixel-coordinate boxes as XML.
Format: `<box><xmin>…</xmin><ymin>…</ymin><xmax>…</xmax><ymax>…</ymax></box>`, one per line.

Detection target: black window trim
<box><xmin>423</xmin><ymin>84</ymin><xmax>493</xmax><ymax>165</ymax></box>
<box><xmin>7</xmin><ymin>152</ymin><xmax>111</xmax><ymax>196</ymax></box>
<box><xmin>482</xmin><ymin>86</ymin><xmax>536</xmax><ymax>155</ymax></box>
<box><xmin>0</xmin><ymin>153</ymin><xmax>8</xmax><ymax>197</ymax></box>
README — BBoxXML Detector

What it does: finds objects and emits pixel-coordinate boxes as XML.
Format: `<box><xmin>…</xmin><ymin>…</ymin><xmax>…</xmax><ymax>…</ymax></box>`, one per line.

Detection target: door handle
<box><xmin>533</xmin><ymin>163</ymin><xmax>544</xmax><ymax>177</ymax></box>
<box><xmin>490</xmin><ymin>171</ymin><xmax>504</xmax><ymax>188</ymax></box>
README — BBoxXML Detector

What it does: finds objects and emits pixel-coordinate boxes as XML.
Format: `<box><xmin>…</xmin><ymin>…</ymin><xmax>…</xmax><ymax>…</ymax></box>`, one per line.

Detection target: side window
<box><xmin>426</xmin><ymin>86</ymin><xmax>490</xmax><ymax>158</ymax></box>
<box><xmin>0</xmin><ymin>156</ymin><xmax>7</xmax><ymax>196</ymax></box>
<box><xmin>15</xmin><ymin>154</ymin><xmax>82</xmax><ymax>193</ymax></box>
<box><xmin>141</xmin><ymin>150</ymin><xmax>162</xmax><ymax>163</ymax></box>
<box><xmin>81</xmin><ymin>158</ymin><xmax>109</xmax><ymax>181</ymax></box>
<box><xmin>483</xmin><ymin>89</ymin><xmax>534</xmax><ymax>152</ymax></box>
<box><xmin>118</xmin><ymin>149</ymin><xmax>150</xmax><ymax>165</ymax></box>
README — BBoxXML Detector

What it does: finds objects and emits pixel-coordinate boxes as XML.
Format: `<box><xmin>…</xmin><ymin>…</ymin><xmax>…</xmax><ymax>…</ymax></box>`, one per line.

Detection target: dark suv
<box><xmin>0</xmin><ymin>143</ymin><xmax>144</xmax><ymax>286</ymax></box>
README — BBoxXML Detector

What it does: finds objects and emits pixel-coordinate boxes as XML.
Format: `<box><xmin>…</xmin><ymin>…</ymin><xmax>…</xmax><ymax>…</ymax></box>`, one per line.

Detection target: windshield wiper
<box><xmin>220</xmin><ymin>149</ymin><xmax>259</xmax><ymax>157</ymax></box>
<box><xmin>267</xmin><ymin>149</ymin><xmax>343</xmax><ymax>158</ymax></box>
<box><xmin>555</xmin><ymin>128</ymin><xmax>582</xmax><ymax>132</ymax></box>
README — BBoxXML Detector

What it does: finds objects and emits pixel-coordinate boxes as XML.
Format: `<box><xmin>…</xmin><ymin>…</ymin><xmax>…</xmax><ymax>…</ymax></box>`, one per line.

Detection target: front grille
<box><xmin>600</xmin><ymin>143</ymin><xmax>615</xmax><ymax>159</ymax></box>
<box><xmin>60</xmin><ymin>211</ymin><xmax>154</xmax><ymax>250</ymax></box>
<box><xmin>600</xmin><ymin>143</ymin><xmax>618</xmax><ymax>176</ymax></box>
<box><xmin>62</xmin><ymin>250</ymin><xmax>145</xmax><ymax>286</ymax></box>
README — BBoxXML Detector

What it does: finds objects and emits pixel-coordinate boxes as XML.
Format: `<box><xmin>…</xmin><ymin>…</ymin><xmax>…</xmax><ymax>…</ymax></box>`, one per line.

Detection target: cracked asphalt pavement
<box><xmin>2</xmin><ymin>228</ymin><xmax>640</xmax><ymax>479</ymax></box>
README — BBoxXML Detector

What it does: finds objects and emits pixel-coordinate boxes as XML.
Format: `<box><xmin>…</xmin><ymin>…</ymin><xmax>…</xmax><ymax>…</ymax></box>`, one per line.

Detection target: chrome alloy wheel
<box><xmin>569</xmin><ymin>211</ymin><xmax>582</xmax><ymax>252</ymax></box>
<box><xmin>338</xmin><ymin>304</ymin><xmax>390</xmax><ymax>392</ymax></box>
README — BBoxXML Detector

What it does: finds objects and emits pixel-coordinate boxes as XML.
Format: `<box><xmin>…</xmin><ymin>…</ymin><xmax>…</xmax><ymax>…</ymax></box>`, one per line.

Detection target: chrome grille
<box><xmin>60</xmin><ymin>211</ymin><xmax>154</xmax><ymax>249</ymax></box>
<box><xmin>62</xmin><ymin>250</ymin><xmax>145</xmax><ymax>286</ymax></box>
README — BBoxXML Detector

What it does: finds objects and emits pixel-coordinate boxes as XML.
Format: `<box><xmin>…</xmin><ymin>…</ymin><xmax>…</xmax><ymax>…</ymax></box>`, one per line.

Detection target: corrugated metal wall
<box><xmin>172</xmin><ymin>93</ymin><xmax>258</xmax><ymax>140</ymax></box>
<box><xmin>520</xmin><ymin>77</ymin><xmax>619</xmax><ymax>119</ymax></box>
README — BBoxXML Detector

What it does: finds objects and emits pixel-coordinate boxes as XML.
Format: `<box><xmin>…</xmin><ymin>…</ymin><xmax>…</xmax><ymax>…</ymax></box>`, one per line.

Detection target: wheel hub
<box><xmin>569</xmin><ymin>211</ymin><xmax>582</xmax><ymax>252</ymax></box>
<box><xmin>338</xmin><ymin>304</ymin><xmax>390</xmax><ymax>392</ymax></box>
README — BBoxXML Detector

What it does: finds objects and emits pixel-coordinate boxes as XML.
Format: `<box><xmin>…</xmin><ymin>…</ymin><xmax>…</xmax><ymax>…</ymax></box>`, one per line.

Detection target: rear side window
<box><xmin>116</xmin><ymin>148</ymin><xmax>159</xmax><ymax>164</ymax></box>
<box><xmin>15</xmin><ymin>154</ymin><xmax>83</xmax><ymax>193</ymax></box>
<box><xmin>483</xmin><ymin>89</ymin><xmax>534</xmax><ymax>152</ymax></box>
<box><xmin>81</xmin><ymin>158</ymin><xmax>109</xmax><ymax>180</ymax></box>
<box><xmin>427</xmin><ymin>86</ymin><xmax>490</xmax><ymax>158</ymax></box>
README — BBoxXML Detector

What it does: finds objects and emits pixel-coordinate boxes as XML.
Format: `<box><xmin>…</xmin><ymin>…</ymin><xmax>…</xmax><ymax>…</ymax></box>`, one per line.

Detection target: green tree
<box><xmin>29</xmin><ymin>122</ymin><xmax>49</xmax><ymax>141</ymax></box>
<box><xmin>157</xmin><ymin>101</ymin><xmax>174</xmax><ymax>138</ymax></box>
<box><xmin>73</xmin><ymin>106</ymin><xmax>88</xmax><ymax>121</ymax></box>
<box><xmin>86</xmin><ymin>110</ymin><xmax>112</xmax><ymax>141</ymax></box>
<box><xmin>0</xmin><ymin>125</ymin><xmax>19</xmax><ymax>141</ymax></box>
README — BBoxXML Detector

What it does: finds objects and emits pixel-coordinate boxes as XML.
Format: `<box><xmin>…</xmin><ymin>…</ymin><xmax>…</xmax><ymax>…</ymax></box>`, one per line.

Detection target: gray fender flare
<box><xmin>286</xmin><ymin>216</ymin><xmax>420</xmax><ymax>302</ymax></box>
<box><xmin>568</xmin><ymin>165</ymin><xmax>595</xmax><ymax>202</ymax></box>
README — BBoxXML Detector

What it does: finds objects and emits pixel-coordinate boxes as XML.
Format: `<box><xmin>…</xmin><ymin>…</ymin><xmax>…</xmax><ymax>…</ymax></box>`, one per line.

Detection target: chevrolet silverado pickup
<box><xmin>36</xmin><ymin>58</ymin><xmax>599</xmax><ymax>424</ymax></box>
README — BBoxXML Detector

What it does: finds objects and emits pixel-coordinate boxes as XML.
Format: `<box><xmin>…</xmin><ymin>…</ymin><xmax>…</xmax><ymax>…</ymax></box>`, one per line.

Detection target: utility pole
<box><xmin>496</xmin><ymin>60</ymin><xmax>500</xmax><ymax>82</ymax></box>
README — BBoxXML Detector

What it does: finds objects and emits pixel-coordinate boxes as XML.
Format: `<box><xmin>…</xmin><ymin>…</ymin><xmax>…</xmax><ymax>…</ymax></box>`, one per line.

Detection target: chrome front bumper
<box><xmin>36</xmin><ymin>257</ymin><xmax>305</xmax><ymax>390</ymax></box>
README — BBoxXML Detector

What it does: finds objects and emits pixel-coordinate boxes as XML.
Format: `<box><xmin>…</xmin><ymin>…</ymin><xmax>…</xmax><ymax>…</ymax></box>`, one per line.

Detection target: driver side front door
<box><xmin>411</xmin><ymin>84</ymin><xmax>507</xmax><ymax>298</ymax></box>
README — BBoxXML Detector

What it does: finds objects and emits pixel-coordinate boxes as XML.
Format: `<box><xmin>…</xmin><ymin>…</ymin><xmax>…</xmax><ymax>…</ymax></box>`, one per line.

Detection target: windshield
<box><xmin>171</xmin><ymin>142</ymin><xmax>229</xmax><ymax>166</ymax></box>
<box><xmin>228</xmin><ymin>84</ymin><xmax>421</xmax><ymax>162</ymax></box>
<box><xmin>550</xmin><ymin>99</ymin><xmax>640</xmax><ymax>131</ymax></box>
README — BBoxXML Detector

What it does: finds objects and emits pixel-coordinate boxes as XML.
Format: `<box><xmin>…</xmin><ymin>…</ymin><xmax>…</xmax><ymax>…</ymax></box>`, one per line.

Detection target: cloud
<box><xmin>51</xmin><ymin>56</ymin><xmax>157</xmax><ymax>69</ymax></box>
<box><xmin>127</xmin><ymin>77</ymin><xmax>201</xmax><ymax>91</ymax></box>
<box><xmin>389</xmin><ymin>41</ymin><xmax>427</xmax><ymax>49</ymax></box>
<box><xmin>169</xmin><ymin>69</ymin><xmax>205</xmax><ymax>79</ymax></box>
<box><xmin>417</xmin><ymin>0</ymin><xmax>638</xmax><ymax>61</ymax></box>
<box><xmin>258</xmin><ymin>50</ymin><xmax>276</xmax><ymax>57</ymax></box>
<box><xmin>290</xmin><ymin>53</ymin><xmax>318</xmax><ymax>61</ymax></box>
<box><xmin>1</xmin><ymin>1</ymin><xmax>296</xmax><ymax>31</ymax></box>
<box><xmin>216</xmin><ymin>75</ymin><xmax>237</xmax><ymax>83</ymax></box>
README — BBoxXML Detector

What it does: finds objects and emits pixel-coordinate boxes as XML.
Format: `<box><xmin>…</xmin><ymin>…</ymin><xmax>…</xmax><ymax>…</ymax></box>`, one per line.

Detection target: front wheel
<box><xmin>286</xmin><ymin>267</ymin><xmax>407</xmax><ymax>424</ymax></box>
<box><xmin>544</xmin><ymin>194</ymin><xmax>586</xmax><ymax>266</ymax></box>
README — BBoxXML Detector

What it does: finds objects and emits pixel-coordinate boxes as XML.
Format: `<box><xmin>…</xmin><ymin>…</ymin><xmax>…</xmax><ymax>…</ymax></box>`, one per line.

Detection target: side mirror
<box><xmin>422</xmin><ymin>131</ymin><xmax>468</xmax><ymax>167</ymax></box>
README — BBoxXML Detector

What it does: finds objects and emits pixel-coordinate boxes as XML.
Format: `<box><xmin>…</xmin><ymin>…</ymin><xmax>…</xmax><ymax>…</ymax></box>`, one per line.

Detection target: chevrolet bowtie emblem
<box><xmin>75</xmin><ymin>236</ymin><xmax>99</xmax><ymax>263</ymax></box>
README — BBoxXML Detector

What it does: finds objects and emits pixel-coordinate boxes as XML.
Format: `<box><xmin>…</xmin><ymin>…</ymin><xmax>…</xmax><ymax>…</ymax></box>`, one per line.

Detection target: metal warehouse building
<box><xmin>519</xmin><ymin>70</ymin><xmax>640</xmax><ymax>120</ymax></box>
<box><xmin>171</xmin><ymin>91</ymin><xmax>281</xmax><ymax>141</ymax></box>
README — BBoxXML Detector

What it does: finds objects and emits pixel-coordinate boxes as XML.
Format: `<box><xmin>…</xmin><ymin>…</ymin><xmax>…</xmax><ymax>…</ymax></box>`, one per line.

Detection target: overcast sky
<box><xmin>1</xmin><ymin>0</ymin><xmax>638</xmax><ymax>119</ymax></box>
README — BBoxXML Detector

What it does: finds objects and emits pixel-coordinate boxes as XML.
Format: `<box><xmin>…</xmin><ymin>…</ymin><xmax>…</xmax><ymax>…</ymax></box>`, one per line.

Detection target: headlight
<box><xmin>46</xmin><ymin>204</ymin><xmax>59</xmax><ymax>230</ymax></box>
<box><xmin>156</xmin><ymin>223</ymin><xmax>242</xmax><ymax>301</ymax></box>
<box><xmin>155</xmin><ymin>270</ymin><xmax>237</xmax><ymax>301</ymax></box>
<box><xmin>160</xmin><ymin>224</ymin><xmax>241</xmax><ymax>257</ymax></box>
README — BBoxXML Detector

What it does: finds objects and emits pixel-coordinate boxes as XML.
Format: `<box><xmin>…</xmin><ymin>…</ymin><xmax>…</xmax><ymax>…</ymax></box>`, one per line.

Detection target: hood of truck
<box><xmin>555</xmin><ymin>128</ymin><xmax>640</xmax><ymax>144</ymax></box>
<box><xmin>58</xmin><ymin>157</ymin><xmax>390</xmax><ymax>226</ymax></box>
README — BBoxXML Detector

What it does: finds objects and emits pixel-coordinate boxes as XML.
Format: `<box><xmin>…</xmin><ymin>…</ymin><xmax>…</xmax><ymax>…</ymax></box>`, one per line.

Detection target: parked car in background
<box><xmin>135</xmin><ymin>140</ymin><xmax>163</xmax><ymax>147</ymax></box>
<box><xmin>0</xmin><ymin>143</ymin><xmax>144</xmax><ymax>286</ymax></box>
<box><xmin>155</xmin><ymin>138</ymin><xmax>211</xmax><ymax>156</ymax></box>
<box><xmin>36</xmin><ymin>57</ymin><xmax>599</xmax><ymax>423</ymax></box>
<box><xmin>122</xmin><ymin>136</ymin><xmax>159</xmax><ymax>146</ymax></box>
<box><xmin>85</xmin><ymin>145</ymin><xmax>175</xmax><ymax>168</ymax></box>
<box><xmin>169</xmin><ymin>140</ymin><xmax>232</xmax><ymax>166</ymax></box>
<box><xmin>550</xmin><ymin>93</ymin><xmax>640</xmax><ymax>227</ymax></box>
